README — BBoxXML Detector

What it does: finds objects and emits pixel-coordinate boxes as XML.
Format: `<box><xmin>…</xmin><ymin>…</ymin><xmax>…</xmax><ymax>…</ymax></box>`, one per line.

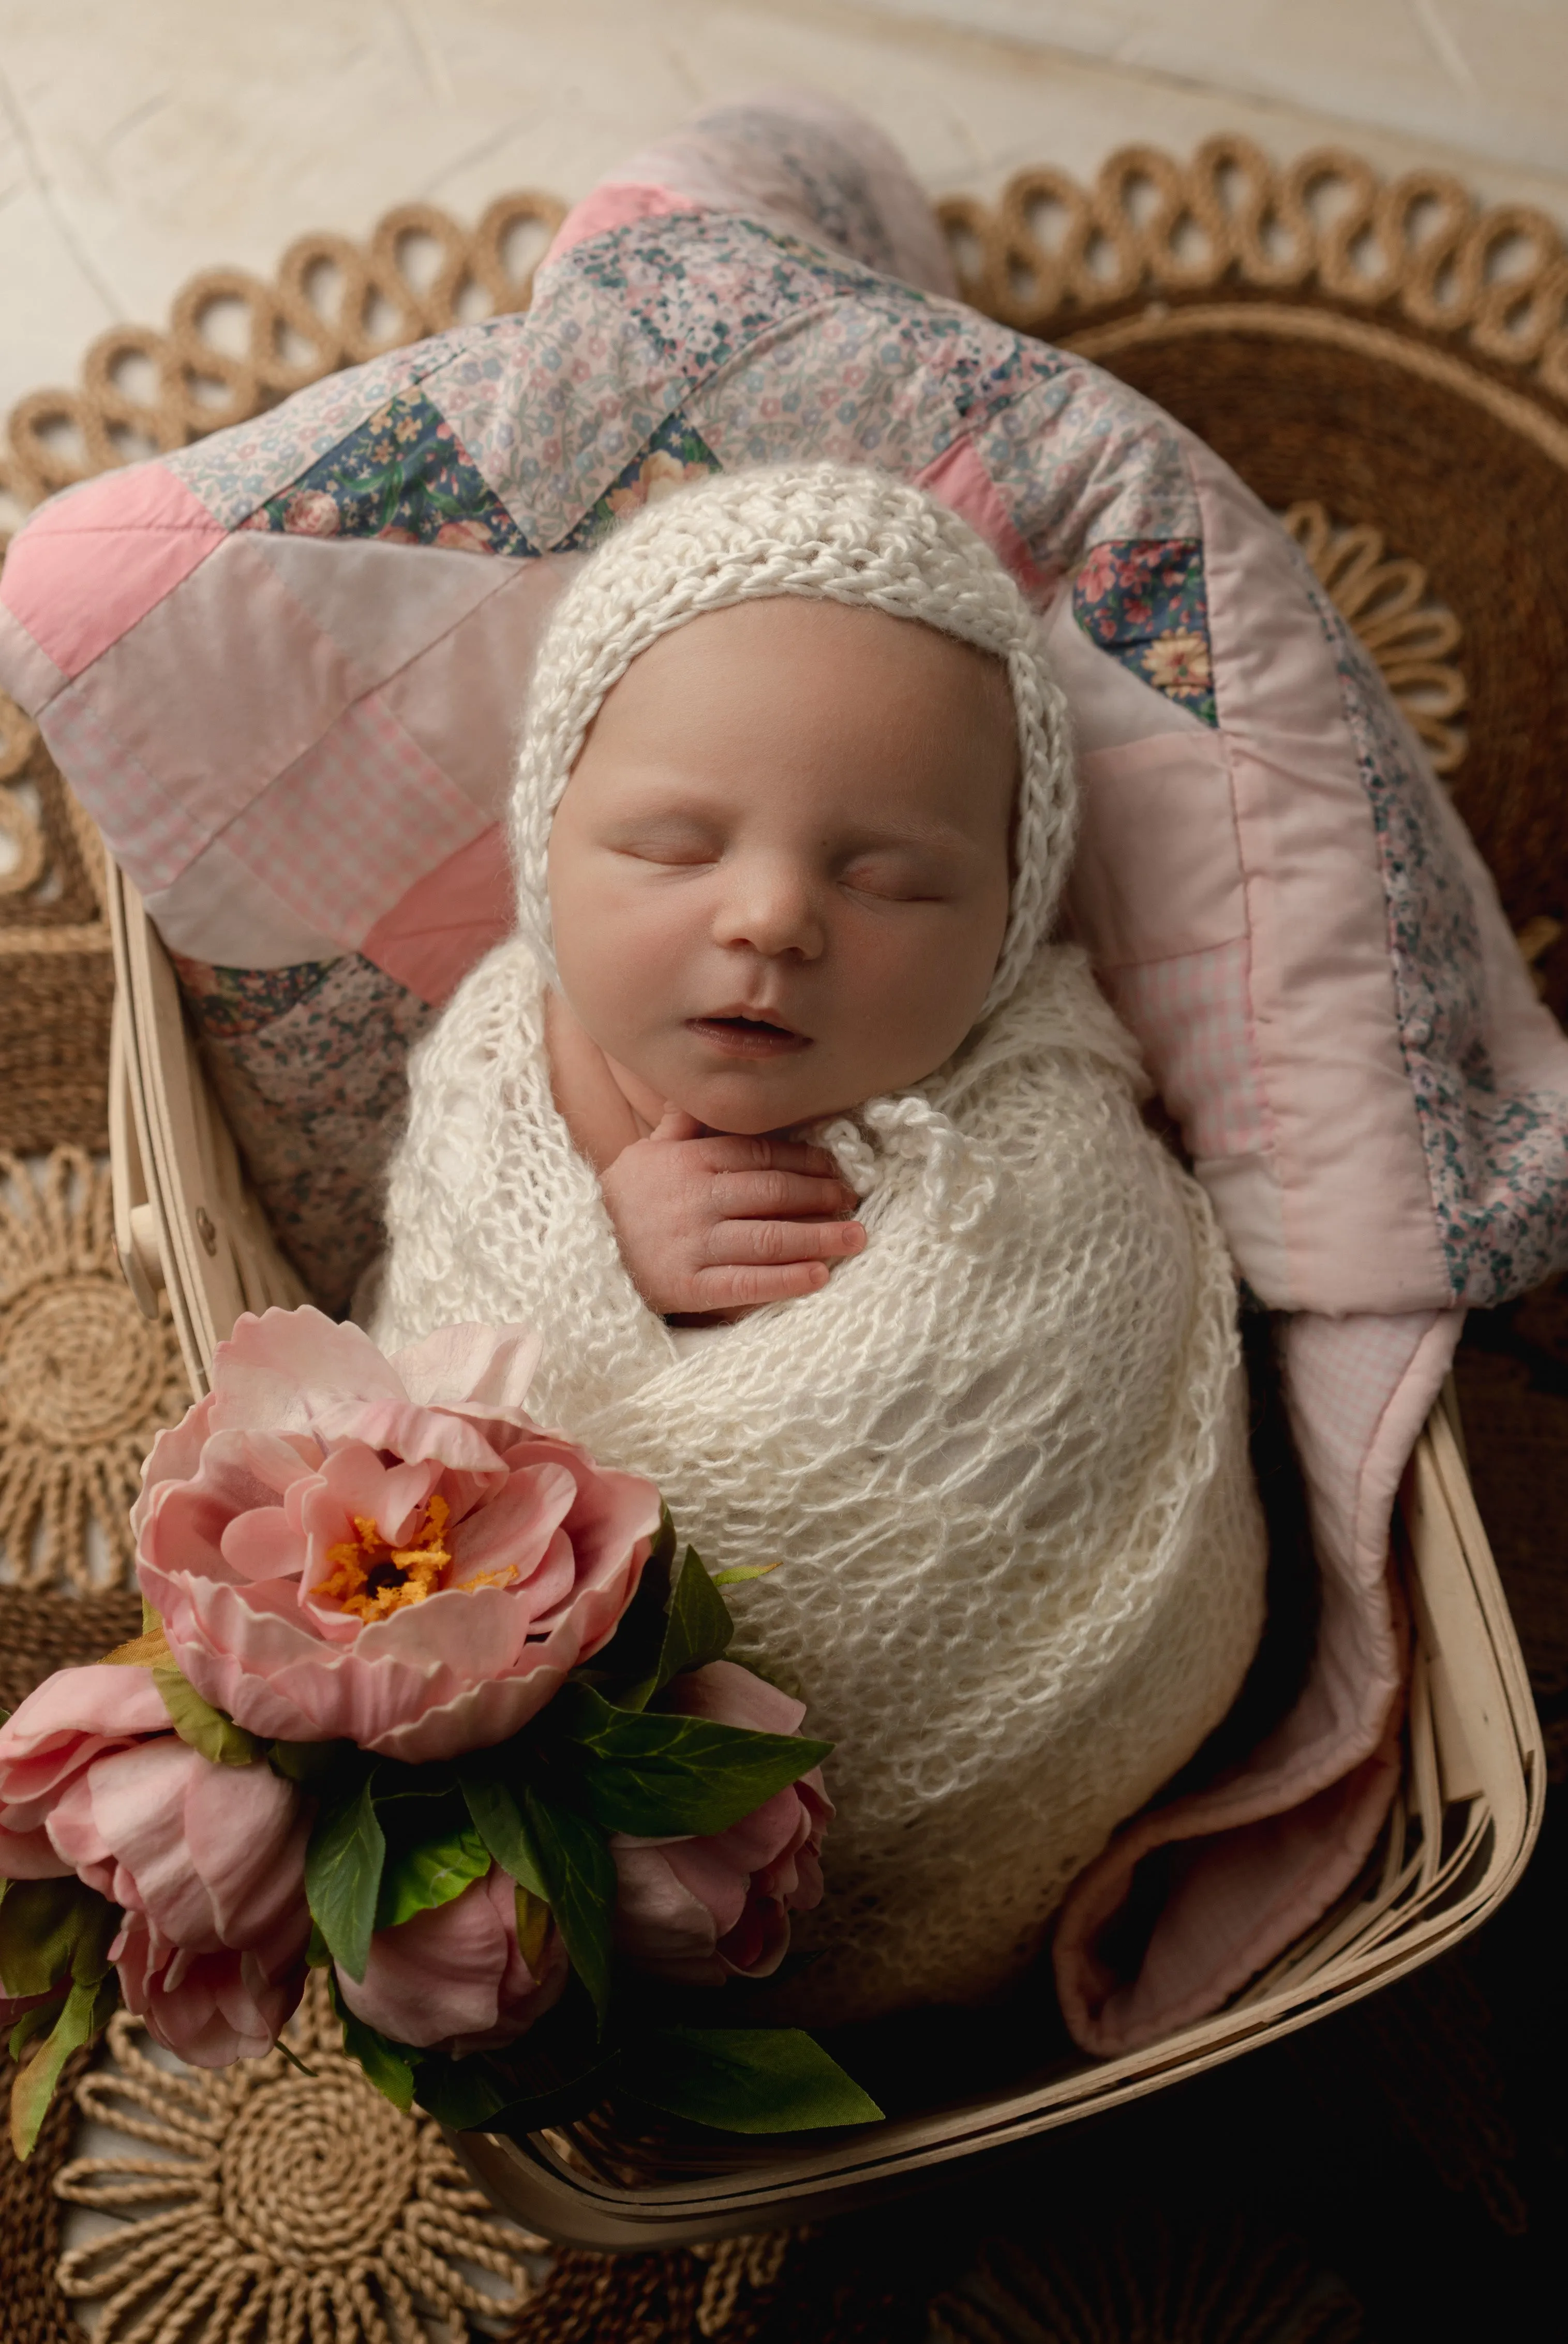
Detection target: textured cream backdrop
<box><xmin>3</xmin><ymin>0</ymin><xmax>1568</xmax><ymax>428</ymax></box>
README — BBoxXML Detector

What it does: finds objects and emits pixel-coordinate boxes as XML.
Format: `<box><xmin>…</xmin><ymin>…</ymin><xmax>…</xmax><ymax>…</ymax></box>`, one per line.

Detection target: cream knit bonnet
<box><xmin>509</xmin><ymin>462</ymin><xmax>1076</xmax><ymax>1021</ymax></box>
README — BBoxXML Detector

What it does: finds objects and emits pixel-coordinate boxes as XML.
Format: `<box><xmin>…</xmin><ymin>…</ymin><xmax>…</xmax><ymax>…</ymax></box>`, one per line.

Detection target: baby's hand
<box><xmin>600</xmin><ymin>1108</ymin><xmax>866</xmax><ymax>1318</ymax></box>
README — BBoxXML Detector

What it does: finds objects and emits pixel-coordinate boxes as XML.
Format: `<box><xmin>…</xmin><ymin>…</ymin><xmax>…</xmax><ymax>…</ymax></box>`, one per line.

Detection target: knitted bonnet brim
<box><xmin>510</xmin><ymin>462</ymin><xmax>1077</xmax><ymax>1020</ymax></box>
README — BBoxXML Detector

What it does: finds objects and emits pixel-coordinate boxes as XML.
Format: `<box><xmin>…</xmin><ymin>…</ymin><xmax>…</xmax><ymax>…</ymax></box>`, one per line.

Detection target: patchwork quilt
<box><xmin>2</xmin><ymin>92</ymin><xmax>1563</xmax><ymax>2056</ymax></box>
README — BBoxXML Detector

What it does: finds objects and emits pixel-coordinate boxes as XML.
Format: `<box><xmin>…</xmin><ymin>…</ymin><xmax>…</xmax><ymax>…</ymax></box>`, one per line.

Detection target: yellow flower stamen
<box><xmin>318</xmin><ymin>1494</ymin><xmax>454</xmax><ymax>1622</ymax></box>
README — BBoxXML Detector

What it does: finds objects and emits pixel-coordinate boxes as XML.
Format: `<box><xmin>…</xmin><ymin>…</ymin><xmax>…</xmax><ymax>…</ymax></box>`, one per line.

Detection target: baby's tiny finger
<box><xmin>692</xmin><ymin>1261</ymin><xmax>833</xmax><ymax>1309</ymax></box>
<box><xmin>711</xmin><ymin>1169</ymin><xmax>858</xmax><ymax>1221</ymax></box>
<box><xmin>701</xmin><ymin>1136</ymin><xmax>848</xmax><ymax>1182</ymax></box>
<box><xmin>710</xmin><ymin>1218</ymin><xmax>867</xmax><ymax>1267</ymax></box>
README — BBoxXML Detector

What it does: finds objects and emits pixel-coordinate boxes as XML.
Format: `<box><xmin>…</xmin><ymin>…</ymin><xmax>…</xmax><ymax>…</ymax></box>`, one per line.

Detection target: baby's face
<box><xmin>547</xmin><ymin>597</ymin><xmax>1017</xmax><ymax>1135</ymax></box>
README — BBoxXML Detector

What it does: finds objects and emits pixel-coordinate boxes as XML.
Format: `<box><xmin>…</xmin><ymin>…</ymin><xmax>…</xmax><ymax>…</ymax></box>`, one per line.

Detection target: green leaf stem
<box><xmin>305</xmin><ymin>1776</ymin><xmax>385</xmax><ymax>1983</ymax></box>
<box><xmin>546</xmin><ymin>1680</ymin><xmax>831</xmax><ymax>1839</ymax></box>
<box><xmin>623</xmin><ymin>2027</ymin><xmax>884</xmax><ymax>2135</ymax></box>
<box><xmin>519</xmin><ymin>1786</ymin><xmax>617</xmax><ymax>2028</ymax></box>
<box><xmin>373</xmin><ymin>1824</ymin><xmax>489</xmax><ymax>1933</ymax></box>
<box><xmin>459</xmin><ymin>1769</ymin><xmax>549</xmax><ymax>1901</ymax></box>
<box><xmin>153</xmin><ymin>1668</ymin><xmax>266</xmax><ymax>1766</ymax></box>
<box><xmin>9</xmin><ymin>1974</ymin><xmax>120</xmax><ymax>2160</ymax></box>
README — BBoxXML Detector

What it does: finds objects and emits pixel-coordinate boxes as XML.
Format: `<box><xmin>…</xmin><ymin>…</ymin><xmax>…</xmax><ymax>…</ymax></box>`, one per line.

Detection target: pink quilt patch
<box><xmin>0</xmin><ymin>463</ymin><xmax>224</xmax><ymax>680</ymax></box>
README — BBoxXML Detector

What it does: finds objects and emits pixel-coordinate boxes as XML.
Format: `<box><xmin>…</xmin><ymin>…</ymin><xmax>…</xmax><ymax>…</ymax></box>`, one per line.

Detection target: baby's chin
<box><xmin>666</xmin><ymin>1065</ymin><xmax>859</xmax><ymax>1138</ymax></box>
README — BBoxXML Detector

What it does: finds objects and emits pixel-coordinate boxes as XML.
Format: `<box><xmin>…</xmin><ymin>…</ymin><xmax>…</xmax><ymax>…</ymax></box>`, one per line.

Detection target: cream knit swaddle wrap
<box><xmin>375</xmin><ymin>466</ymin><xmax>1266</xmax><ymax>2023</ymax></box>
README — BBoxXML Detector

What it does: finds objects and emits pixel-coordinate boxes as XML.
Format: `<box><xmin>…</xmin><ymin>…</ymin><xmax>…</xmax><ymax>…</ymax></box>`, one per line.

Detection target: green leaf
<box><xmin>305</xmin><ymin>1776</ymin><xmax>385</xmax><ymax>1984</ymax></box>
<box><xmin>623</xmin><ymin>2027</ymin><xmax>884</xmax><ymax>2135</ymax></box>
<box><xmin>374</xmin><ymin>1823</ymin><xmax>489</xmax><ymax>1933</ymax></box>
<box><xmin>8</xmin><ymin>1994</ymin><xmax>66</xmax><ymax>2061</ymax></box>
<box><xmin>459</xmin><ymin>1769</ymin><xmax>549</xmax><ymax>1900</ymax></box>
<box><xmin>421</xmin><ymin>1984</ymin><xmax>620</xmax><ymax>2134</ymax></box>
<box><xmin>0</xmin><ymin>1878</ymin><xmax>117</xmax><ymax>2001</ymax></box>
<box><xmin>709</xmin><ymin>1562</ymin><xmax>781</xmax><ymax>1589</ymax></box>
<box><xmin>8</xmin><ymin>1972</ymin><xmax>119</xmax><ymax>2161</ymax></box>
<box><xmin>153</xmin><ymin>1667</ymin><xmax>266</xmax><ymax>1766</ymax></box>
<box><xmin>521</xmin><ymin>1786</ymin><xmax>616</xmax><ymax>2030</ymax></box>
<box><xmin>344</xmin><ymin>2015</ymin><xmax>416</xmax><ymax>2111</ymax></box>
<box><xmin>324</xmin><ymin>1970</ymin><xmax>416</xmax><ymax>2111</ymax></box>
<box><xmin>409</xmin><ymin>2051</ymin><xmax>519</xmax><ymax>2131</ymax></box>
<box><xmin>547</xmin><ymin>1680</ymin><xmax>831</xmax><ymax>1839</ymax></box>
<box><xmin>651</xmin><ymin>1547</ymin><xmax>734</xmax><ymax>1689</ymax></box>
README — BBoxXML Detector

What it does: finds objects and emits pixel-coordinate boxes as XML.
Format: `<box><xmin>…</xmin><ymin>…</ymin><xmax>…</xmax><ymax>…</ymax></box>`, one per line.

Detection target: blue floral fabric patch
<box><xmin>1072</xmin><ymin>539</ymin><xmax>1217</xmax><ymax>726</ymax></box>
<box><xmin>244</xmin><ymin>390</ymin><xmax>535</xmax><ymax>554</ymax></box>
<box><xmin>556</xmin><ymin>414</ymin><xmax>724</xmax><ymax>552</ymax></box>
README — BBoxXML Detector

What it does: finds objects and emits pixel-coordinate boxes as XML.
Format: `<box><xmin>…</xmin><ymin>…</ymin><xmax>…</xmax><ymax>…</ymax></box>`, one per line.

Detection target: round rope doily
<box><xmin>0</xmin><ymin>1150</ymin><xmax>188</xmax><ymax>1589</ymax></box>
<box><xmin>54</xmin><ymin>1972</ymin><xmax>545</xmax><ymax>2344</ymax></box>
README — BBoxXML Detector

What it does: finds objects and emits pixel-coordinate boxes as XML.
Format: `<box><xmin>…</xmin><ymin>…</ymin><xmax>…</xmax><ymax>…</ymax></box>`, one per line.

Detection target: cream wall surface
<box><xmin>3</xmin><ymin>0</ymin><xmax>1568</xmax><ymax>441</ymax></box>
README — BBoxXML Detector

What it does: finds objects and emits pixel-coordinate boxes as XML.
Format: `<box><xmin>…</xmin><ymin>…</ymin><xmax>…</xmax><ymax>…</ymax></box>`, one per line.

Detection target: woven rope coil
<box><xmin>0</xmin><ymin>1150</ymin><xmax>188</xmax><ymax>1588</ymax></box>
<box><xmin>937</xmin><ymin>132</ymin><xmax>1568</xmax><ymax>406</ymax></box>
<box><xmin>53</xmin><ymin>1972</ymin><xmax>544</xmax><ymax>2344</ymax></box>
<box><xmin>0</xmin><ymin>194</ymin><xmax>564</xmax><ymax>517</ymax></box>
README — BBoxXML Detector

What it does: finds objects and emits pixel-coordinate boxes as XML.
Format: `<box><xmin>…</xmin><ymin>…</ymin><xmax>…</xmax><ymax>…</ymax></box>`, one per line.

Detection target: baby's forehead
<box><xmin>564</xmin><ymin>597</ymin><xmax>1018</xmax><ymax>848</ymax></box>
<box><xmin>595</xmin><ymin>595</ymin><xmax>1016</xmax><ymax>734</ymax></box>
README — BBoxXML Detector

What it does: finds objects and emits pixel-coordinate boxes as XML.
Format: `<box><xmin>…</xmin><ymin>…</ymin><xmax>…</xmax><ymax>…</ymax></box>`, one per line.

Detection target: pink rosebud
<box><xmin>43</xmin><ymin>1734</ymin><xmax>310</xmax><ymax>2064</ymax></box>
<box><xmin>112</xmin><ymin>1915</ymin><xmax>304</xmax><ymax>2067</ymax></box>
<box><xmin>0</xmin><ymin>1667</ymin><xmax>170</xmax><ymax>1879</ymax></box>
<box><xmin>335</xmin><ymin>1863</ymin><xmax>569</xmax><ymax>2056</ymax></box>
<box><xmin>134</xmin><ymin>1309</ymin><xmax>662</xmax><ymax>1763</ymax></box>
<box><xmin>611</xmin><ymin>1662</ymin><xmax>831</xmax><ymax>1988</ymax></box>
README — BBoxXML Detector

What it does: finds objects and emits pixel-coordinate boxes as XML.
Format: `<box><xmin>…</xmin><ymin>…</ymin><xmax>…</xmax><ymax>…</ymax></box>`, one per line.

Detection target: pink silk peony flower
<box><xmin>133</xmin><ymin>1310</ymin><xmax>663</xmax><ymax>1763</ymax></box>
<box><xmin>112</xmin><ymin>1916</ymin><xmax>304</xmax><ymax>2067</ymax></box>
<box><xmin>0</xmin><ymin>1667</ymin><xmax>171</xmax><ymax>1879</ymax></box>
<box><xmin>335</xmin><ymin>1862</ymin><xmax>569</xmax><ymax>2057</ymax></box>
<box><xmin>44</xmin><ymin>1730</ymin><xmax>311</xmax><ymax>2065</ymax></box>
<box><xmin>611</xmin><ymin>1661</ymin><xmax>831</xmax><ymax>1988</ymax></box>
<box><xmin>0</xmin><ymin>1667</ymin><xmax>310</xmax><ymax>2067</ymax></box>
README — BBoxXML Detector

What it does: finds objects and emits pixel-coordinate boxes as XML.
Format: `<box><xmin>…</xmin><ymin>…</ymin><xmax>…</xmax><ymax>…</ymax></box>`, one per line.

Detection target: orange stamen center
<box><xmin>318</xmin><ymin>1494</ymin><xmax>453</xmax><ymax>1621</ymax></box>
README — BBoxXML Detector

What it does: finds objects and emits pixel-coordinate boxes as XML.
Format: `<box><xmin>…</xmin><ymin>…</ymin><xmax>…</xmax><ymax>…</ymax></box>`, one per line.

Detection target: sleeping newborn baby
<box><xmin>374</xmin><ymin>464</ymin><xmax>1266</xmax><ymax>2025</ymax></box>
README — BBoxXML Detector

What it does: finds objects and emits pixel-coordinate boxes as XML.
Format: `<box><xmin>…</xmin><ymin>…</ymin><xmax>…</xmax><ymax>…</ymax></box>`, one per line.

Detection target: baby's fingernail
<box><xmin>809</xmin><ymin>1263</ymin><xmax>830</xmax><ymax>1287</ymax></box>
<box><xmin>843</xmin><ymin>1222</ymin><xmax>867</xmax><ymax>1251</ymax></box>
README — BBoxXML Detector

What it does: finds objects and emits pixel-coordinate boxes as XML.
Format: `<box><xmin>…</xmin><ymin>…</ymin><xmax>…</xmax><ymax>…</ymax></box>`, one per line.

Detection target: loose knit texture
<box><xmin>374</xmin><ymin>942</ymin><xmax>1267</xmax><ymax>2021</ymax></box>
<box><xmin>507</xmin><ymin>463</ymin><xmax>1076</xmax><ymax>1023</ymax></box>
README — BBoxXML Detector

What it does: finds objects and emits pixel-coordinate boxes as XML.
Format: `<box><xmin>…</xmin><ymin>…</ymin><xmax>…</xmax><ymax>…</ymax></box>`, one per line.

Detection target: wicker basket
<box><xmin>106</xmin><ymin>858</ymin><xmax>1546</xmax><ymax>2249</ymax></box>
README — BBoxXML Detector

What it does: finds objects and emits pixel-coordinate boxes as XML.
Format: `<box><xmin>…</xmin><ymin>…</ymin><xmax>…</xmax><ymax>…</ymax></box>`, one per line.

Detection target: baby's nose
<box><xmin>713</xmin><ymin>857</ymin><xmax>826</xmax><ymax>958</ymax></box>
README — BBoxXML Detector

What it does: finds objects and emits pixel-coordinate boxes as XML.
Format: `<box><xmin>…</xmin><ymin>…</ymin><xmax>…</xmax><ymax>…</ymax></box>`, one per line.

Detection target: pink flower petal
<box><xmin>0</xmin><ymin>1823</ymin><xmax>72</xmax><ymax>1878</ymax></box>
<box><xmin>221</xmin><ymin>1507</ymin><xmax>308</xmax><ymax>1582</ymax></box>
<box><xmin>390</xmin><ymin>1323</ymin><xmax>542</xmax><ymax>1417</ymax></box>
<box><xmin>662</xmin><ymin>1837</ymin><xmax>753</xmax><ymax>1940</ymax></box>
<box><xmin>610</xmin><ymin>1842</ymin><xmax>725</xmax><ymax>1976</ymax></box>
<box><xmin>207</xmin><ymin>1306</ymin><xmax>409</xmax><ymax>1436</ymax></box>
<box><xmin>663</xmin><ymin>1659</ymin><xmax>808</xmax><ymax>1739</ymax></box>
<box><xmin>716</xmin><ymin>1895</ymin><xmax>791</xmax><ymax>1980</ymax></box>
<box><xmin>443</xmin><ymin>1463</ymin><xmax>576</xmax><ymax>1591</ymax></box>
<box><xmin>337</xmin><ymin>1871</ymin><xmax>511</xmax><ymax>2046</ymax></box>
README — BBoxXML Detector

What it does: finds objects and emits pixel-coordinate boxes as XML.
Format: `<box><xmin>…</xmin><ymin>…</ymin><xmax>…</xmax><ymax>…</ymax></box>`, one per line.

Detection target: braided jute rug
<box><xmin>4</xmin><ymin>141</ymin><xmax>1568</xmax><ymax>2342</ymax></box>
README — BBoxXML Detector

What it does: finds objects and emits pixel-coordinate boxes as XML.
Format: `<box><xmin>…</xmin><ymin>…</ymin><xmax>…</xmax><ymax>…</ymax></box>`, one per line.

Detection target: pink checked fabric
<box><xmin>2</xmin><ymin>91</ymin><xmax>1564</xmax><ymax>2057</ymax></box>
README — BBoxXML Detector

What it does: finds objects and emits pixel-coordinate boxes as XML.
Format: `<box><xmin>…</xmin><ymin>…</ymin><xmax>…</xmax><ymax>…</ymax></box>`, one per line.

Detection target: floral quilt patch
<box><xmin>556</xmin><ymin>414</ymin><xmax>723</xmax><ymax>552</ymax></box>
<box><xmin>1072</xmin><ymin>539</ymin><xmax>1217</xmax><ymax>725</ymax></box>
<box><xmin>242</xmin><ymin>390</ymin><xmax>535</xmax><ymax>554</ymax></box>
<box><xmin>171</xmin><ymin>954</ymin><xmax>341</xmax><ymax>1041</ymax></box>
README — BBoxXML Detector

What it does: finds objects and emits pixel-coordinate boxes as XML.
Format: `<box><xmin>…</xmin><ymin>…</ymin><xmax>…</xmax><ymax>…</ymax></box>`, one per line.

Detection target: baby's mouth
<box><xmin>685</xmin><ymin>1012</ymin><xmax>811</xmax><ymax>1060</ymax></box>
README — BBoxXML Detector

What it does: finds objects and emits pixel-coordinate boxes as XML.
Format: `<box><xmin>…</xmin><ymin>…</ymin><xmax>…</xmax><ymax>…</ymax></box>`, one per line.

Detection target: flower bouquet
<box><xmin>0</xmin><ymin>1310</ymin><xmax>879</xmax><ymax>2157</ymax></box>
